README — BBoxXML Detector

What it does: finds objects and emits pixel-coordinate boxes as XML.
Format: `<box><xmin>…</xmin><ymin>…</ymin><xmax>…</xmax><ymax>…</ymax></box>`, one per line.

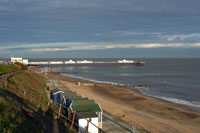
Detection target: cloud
<box><xmin>27</xmin><ymin>43</ymin><xmax>200</xmax><ymax>52</ymax></box>
<box><xmin>155</xmin><ymin>33</ymin><xmax>200</xmax><ymax>42</ymax></box>
<box><xmin>166</xmin><ymin>36</ymin><xmax>186</xmax><ymax>41</ymax></box>
<box><xmin>0</xmin><ymin>0</ymin><xmax>200</xmax><ymax>58</ymax></box>
<box><xmin>190</xmin><ymin>43</ymin><xmax>200</xmax><ymax>47</ymax></box>
<box><xmin>30</xmin><ymin>43</ymin><xmax>165</xmax><ymax>52</ymax></box>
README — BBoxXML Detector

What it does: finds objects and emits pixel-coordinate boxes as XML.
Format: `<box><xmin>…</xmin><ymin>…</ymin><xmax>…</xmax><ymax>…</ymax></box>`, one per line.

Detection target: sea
<box><xmin>36</xmin><ymin>58</ymin><xmax>200</xmax><ymax>112</ymax></box>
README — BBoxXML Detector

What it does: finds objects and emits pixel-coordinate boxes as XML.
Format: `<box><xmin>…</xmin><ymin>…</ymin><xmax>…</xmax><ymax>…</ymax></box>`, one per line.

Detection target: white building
<box><xmin>118</xmin><ymin>59</ymin><xmax>134</xmax><ymax>63</ymax></box>
<box><xmin>77</xmin><ymin>60</ymin><xmax>93</xmax><ymax>64</ymax></box>
<box><xmin>78</xmin><ymin>111</ymin><xmax>99</xmax><ymax>133</ymax></box>
<box><xmin>49</xmin><ymin>61</ymin><xmax>64</xmax><ymax>64</ymax></box>
<box><xmin>65</xmin><ymin>60</ymin><xmax>76</xmax><ymax>64</ymax></box>
<box><xmin>11</xmin><ymin>57</ymin><xmax>28</xmax><ymax>64</ymax></box>
<box><xmin>11</xmin><ymin>57</ymin><xmax>23</xmax><ymax>63</ymax></box>
<box><xmin>68</xmin><ymin>102</ymin><xmax>103</xmax><ymax>132</ymax></box>
<box><xmin>22</xmin><ymin>59</ymin><xmax>28</xmax><ymax>64</ymax></box>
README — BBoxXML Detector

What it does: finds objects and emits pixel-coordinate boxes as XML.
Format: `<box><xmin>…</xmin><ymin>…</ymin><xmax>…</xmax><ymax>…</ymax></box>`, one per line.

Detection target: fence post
<box><xmin>47</xmin><ymin>99</ymin><xmax>51</xmax><ymax>110</ymax></box>
<box><xmin>13</xmin><ymin>86</ymin><xmax>16</xmax><ymax>94</ymax></box>
<box><xmin>70</xmin><ymin>111</ymin><xmax>76</xmax><ymax>130</ymax></box>
<box><xmin>57</xmin><ymin>104</ymin><xmax>62</xmax><ymax>119</ymax></box>
<box><xmin>18</xmin><ymin>88</ymin><xmax>20</xmax><ymax>96</ymax></box>
<box><xmin>24</xmin><ymin>89</ymin><xmax>26</xmax><ymax>99</ymax></box>
<box><xmin>4</xmin><ymin>80</ymin><xmax>7</xmax><ymax>90</ymax></box>
<box><xmin>30</xmin><ymin>91</ymin><xmax>33</xmax><ymax>102</ymax></box>
<box><xmin>85</xmin><ymin>119</ymin><xmax>90</xmax><ymax>133</ymax></box>
<box><xmin>38</xmin><ymin>95</ymin><xmax>42</xmax><ymax>107</ymax></box>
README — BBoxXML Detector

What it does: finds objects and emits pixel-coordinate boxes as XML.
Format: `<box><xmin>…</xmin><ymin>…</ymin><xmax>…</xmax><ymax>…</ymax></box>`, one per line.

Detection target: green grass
<box><xmin>8</xmin><ymin>71</ymin><xmax>48</xmax><ymax>103</ymax></box>
<box><xmin>0</xmin><ymin>64</ymin><xmax>19</xmax><ymax>74</ymax></box>
<box><xmin>1</xmin><ymin>69</ymin><xmax>73</xmax><ymax>132</ymax></box>
<box><xmin>0</xmin><ymin>91</ymin><xmax>41</xmax><ymax>133</ymax></box>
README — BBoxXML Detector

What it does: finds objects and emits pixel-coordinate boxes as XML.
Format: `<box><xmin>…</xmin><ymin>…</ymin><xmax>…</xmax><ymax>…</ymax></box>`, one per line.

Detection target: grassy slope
<box><xmin>0</xmin><ymin>91</ymin><xmax>41</xmax><ymax>133</ymax></box>
<box><xmin>0</xmin><ymin>66</ymin><xmax>48</xmax><ymax>132</ymax></box>
<box><xmin>0</xmin><ymin>64</ymin><xmax>19</xmax><ymax>74</ymax></box>
<box><xmin>8</xmin><ymin>71</ymin><xmax>48</xmax><ymax>103</ymax></box>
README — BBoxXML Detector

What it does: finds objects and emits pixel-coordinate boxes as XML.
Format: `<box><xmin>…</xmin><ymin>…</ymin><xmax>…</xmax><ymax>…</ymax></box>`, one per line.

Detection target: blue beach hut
<box><xmin>50</xmin><ymin>88</ymin><xmax>64</xmax><ymax>104</ymax></box>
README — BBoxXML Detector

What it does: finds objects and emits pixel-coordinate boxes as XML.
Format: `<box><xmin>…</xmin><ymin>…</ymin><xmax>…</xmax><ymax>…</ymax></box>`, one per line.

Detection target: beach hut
<box><xmin>71</xmin><ymin>99</ymin><xmax>96</xmax><ymax>106</ymax></box>
<box><xmin>65</xmin><ymin>97</ymin><xmax>88</xmax><ymax>108</ymax></box>
<box><xmin>57</xmin><ymin>91</ymin><xmax>78</xmax><ymax>105</ymax></box>
<box><xmin>69</xmin><ymin>103</ymin><xmax>103</xmax><ymax>130</ymax></box>
<box><xmin>50</xmin><ymin>88</ymin><xmax>64</xmax><ymax>104</ymax></box>
<box><xmin>75</xmin><ymin>111</ymin><xmax>99</xmax><ymax>133</ymax></box>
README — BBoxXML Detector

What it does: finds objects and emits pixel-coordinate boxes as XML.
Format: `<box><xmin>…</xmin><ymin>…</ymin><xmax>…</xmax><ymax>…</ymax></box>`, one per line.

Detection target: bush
<box><xmin>14</xmin><ymin>62</ymin><xmax>28</xmax><ymax>70</ymax></box>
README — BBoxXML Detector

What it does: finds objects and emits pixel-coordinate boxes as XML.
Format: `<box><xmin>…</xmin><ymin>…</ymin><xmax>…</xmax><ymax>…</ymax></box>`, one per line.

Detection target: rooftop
<box><xmin>72</xmin><ymin>99</ymin><xmax>96</xmax><ymax>106</ymax></box>
<box><xmin>62</xmin><ymin>91</ymin><xmax>77</xmax><ymax>96</ymax></box>
<box><xmin>66</xmin><ymin>95</ymin><xmax>82</xmax><ymax>100</ymax></box>
<box><xmin>72</xmin><ymin>104</ymin><xmax>102</xmax><ymax>112</ymax></box>
<box><xmin>60</xmin><ymin>91</ymin><xmax>78</xmax><ymax>99</ymax></box>
<box><xmin>50</xmin><ymin>88</ymin><xmax>60</xmax><ymax>94</ymax></box>
<box><xmin>77</xmin><ymin>111</ymin><xmax>98</xmax><ymax>119</ymax></box>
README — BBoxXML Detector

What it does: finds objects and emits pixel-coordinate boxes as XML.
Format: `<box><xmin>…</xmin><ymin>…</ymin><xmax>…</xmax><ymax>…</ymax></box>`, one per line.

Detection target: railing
<box><xmin>2</xmin><ymin>73</ymin><xmax>106</xmax><ymax>133</ymax></box>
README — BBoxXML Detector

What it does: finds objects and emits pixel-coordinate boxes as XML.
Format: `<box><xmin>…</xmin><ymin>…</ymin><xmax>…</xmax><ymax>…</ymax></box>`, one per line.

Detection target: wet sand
<box><xmin>46</xmin><ymin>72</ymin><xmax>200</xmax><ymax>133</ymax></box>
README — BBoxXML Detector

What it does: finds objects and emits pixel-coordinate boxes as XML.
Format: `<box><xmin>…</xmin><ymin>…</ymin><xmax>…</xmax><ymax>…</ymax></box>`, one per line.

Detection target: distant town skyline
<box><xmin>0</xmin><ymin>0</ymin><xmax>200</xmax><ymax>58</ymax></box>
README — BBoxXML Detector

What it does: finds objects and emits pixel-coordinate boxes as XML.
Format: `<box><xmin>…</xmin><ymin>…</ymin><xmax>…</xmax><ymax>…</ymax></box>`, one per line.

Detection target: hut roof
<box><xmin>66</xmin><ymin>95</ymin><xmax>83</xmax><ymax>100</ymax></box>
<box><xmin>50</xmin><ymin>88</ymin><xmax>63</xmax><ymax>94</ymax></box>
<box><xmin>62</xmin><ymin>91</ymin><xmax>77</xmax><ymax>96</ymax></box>
<box><xmin>72</xmin><ymin>104</ymin><xmax>102</xmax><ymax>112</ymax></box>
<box><xmin>60</xmin><ymin>91</ymin><xmax>78</xmax><ymax>99</ymax></box>
<box><xmin>72</xmin><ymin>97</ymin><xmax>88</xmax><ymax>100</ymax></box>
<box><xmin>77</xmin><ymin>111</ymin><xmax>98</xmax><ymax>119</ymax></box>
<box><xmin>72</xmin><ymin>99</ymin><xmax>96</xmax><ymax>106</ymax></box>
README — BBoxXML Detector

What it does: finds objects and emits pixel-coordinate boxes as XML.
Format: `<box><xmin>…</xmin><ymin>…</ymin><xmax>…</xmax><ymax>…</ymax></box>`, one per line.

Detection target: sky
<box><xmin>0</xmin><ymin>0</ymin><xmax>200</xmax><ymax>58</ymax></box>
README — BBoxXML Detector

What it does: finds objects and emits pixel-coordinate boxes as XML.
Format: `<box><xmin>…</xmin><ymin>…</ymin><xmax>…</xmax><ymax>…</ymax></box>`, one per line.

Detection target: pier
<box><xmin>27</xmin><ymin>60</ymin><xmax>146</xmax><ymax>67</ymax></box>
<box><xmin>10</xmin><ymin>57</ymin><xmax>146</xmax><ymax>67</ymax></box>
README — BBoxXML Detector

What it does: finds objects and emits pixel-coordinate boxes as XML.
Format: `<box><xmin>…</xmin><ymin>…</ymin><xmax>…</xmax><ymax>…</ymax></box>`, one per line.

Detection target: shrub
<box><xmin>14</xmin><ymin>62</ymin><xmax>28</xmax><ymax>70</ymax></box>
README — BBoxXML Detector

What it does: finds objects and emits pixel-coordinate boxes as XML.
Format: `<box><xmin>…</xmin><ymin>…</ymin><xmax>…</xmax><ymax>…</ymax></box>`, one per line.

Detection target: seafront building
<box><xmin>11</xmin><ymin>57</ymin><xmax>29</xmax><ymax>64</ymax></box>
<box><xmin>65</xmin><ymin>60</ymin><xmax>76</xmax><ymax>64</ymax></box>
<box><xmin>49</xmin><ymin>61</ymin><xmax>64</xmax><ymax>64</ymax></box>
<box><xmin>77</xmin><ymin>60</ymin><xmax>93</xmax><ymax>64</ymax></box>
<box><xmin>118</xmin><ymin>59</ymin><xmax>134</xmax><ymax>63</ymax></box>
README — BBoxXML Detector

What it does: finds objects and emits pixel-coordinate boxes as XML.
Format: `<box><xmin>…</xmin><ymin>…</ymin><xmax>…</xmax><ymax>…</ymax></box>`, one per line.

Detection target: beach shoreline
<box><xmin>45</xmin><ymin>72</ymin><xmax>200</xmax><ymax>133</ymax></box>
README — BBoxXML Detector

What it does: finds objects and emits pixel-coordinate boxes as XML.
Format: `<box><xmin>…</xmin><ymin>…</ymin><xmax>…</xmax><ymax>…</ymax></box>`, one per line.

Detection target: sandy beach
<box><xmin>46</xmin><ymin>72</ymin><xmax>200</xmax><ymax>133</ymax></box>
